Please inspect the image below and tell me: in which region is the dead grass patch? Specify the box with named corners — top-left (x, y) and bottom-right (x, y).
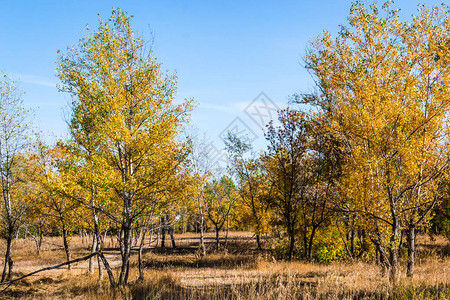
top-left (0, 233), bottom-right (447, 299)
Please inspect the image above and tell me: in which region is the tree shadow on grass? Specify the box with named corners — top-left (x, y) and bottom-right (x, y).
top-left (141, 254), bottom-right (258, 270)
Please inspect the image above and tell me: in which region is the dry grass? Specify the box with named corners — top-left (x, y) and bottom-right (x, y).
top-left (0, 233), bottom-right (448, 299)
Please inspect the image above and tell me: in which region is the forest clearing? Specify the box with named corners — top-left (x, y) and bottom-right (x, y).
top-left (0, 232), bottom-right (448, 299)
top-left (1, 1), bottom-right (450, 299)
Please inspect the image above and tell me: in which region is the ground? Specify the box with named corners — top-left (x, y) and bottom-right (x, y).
top-left (0, 232), bottom-right (448, 299)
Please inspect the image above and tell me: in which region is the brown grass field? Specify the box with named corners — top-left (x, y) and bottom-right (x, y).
top-left (0, 232), bottom-right (448, 299)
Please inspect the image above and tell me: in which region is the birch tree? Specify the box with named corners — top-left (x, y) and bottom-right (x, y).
top-left (57, 9), bottom-right (193, 286)
top-left (0, 75), bottom-right (33, 282)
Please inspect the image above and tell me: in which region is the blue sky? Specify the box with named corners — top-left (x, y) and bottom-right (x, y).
top-left (0, 0), bottom-right (442, 150)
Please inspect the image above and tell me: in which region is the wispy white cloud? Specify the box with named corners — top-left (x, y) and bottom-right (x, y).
top-left (13, 74), bottom-right (57, 88)
top-left (232, 100), bottom-right (286, 112)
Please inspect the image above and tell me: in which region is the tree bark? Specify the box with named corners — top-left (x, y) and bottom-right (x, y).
top-left (30, 229), bottom-right (43, 255)
top-left (289, 225), bottom-right (295, 261)
top-left (389, 247), bottom-right (399, 283)
top-left (215, 224), bottom-right (220, 250)
top-left (224, 215), bottom-right (230, 252)
top-left (307, 227), bottom-right (318, 262)
top-left (110, 230), bottom-right (114, 247)
top-left (62, 225), bottom-right (71, 270)
top-left (167, 215), bottom-right (176, 249)
top-left (198, 198), bottom-right (207, 257)
top-left (97, 253), bottom-right (103, 280)
top-left (398, 230), bottom-right (404, 259)
top-left (256, 234), bottom-right (262, 250)
top-left (350, 230), bottom-right (355, 256)
top-left (118, 220), bottom-right (132, 286)
top-left (149, 227), bottom-right (154, 247)
top-left (89, 233), bottom-right (97, 274)
top-left (388, 196), bottom-right (400, 283)
top-left (138, 226), bottom-right (147, 281)
top-left (98, 252), bottom-right (116, 287)
top-left (160, 217), bottom-right (166, 248)
top-left (1, 235), bottom-right (13, 282)
top-left (372, 234), bottom-right (389, 276)
top-left (102, 230), bottom-right (107, 245)
top-left (407, 224), bottom-right (416, 277)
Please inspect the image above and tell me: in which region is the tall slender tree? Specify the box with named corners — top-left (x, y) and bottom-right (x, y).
top-left (263, 108), bottom-right (313, 261)
top-left (225, 133), bottom-right (270, 250)
top-left (57, 9), bottom-right (193, 286)
top-left (0, 75), bottom-right (33, 282)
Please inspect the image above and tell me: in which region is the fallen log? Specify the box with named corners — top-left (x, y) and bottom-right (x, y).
top-left (0, 252), bottom-right (99, 292)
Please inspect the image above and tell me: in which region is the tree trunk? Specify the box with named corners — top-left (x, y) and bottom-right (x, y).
top-left (407, 224), bottom-right (416, 277)
top-left (97, 253), bottom-right (103, 280)
top-left (224, 216), bottom-right (230, 253)
top-left (398, 230), bottom-right (404, 259)
top-left (215, 225), bottom-right (220, 250)
top-left (1, 235), bottom-right (13, 282)
top-left (388, 225), bottom-right (400, 283)
top-left (89, 233), bottom-right (97, 274)
top-left (98, 252), bottom-right (116, 287)
top-left (62, 225), bottom-right (71, 270)
top-left (31, 230), bottom-right (43, 255)
top-left (7, 256), bottom-right (13, 281)
top-left (169, 226), bottom-right (176, 249)
top-left (93, 208), bottom-right (108, 282)
top-left (373, 237), bottom-right (389, 276)
top-left (303, 228), bottom-right (308, 260)
top-left (199, 216), bottom-right (206, 257)
top-left (160, 217), bottom-right (166, 248)
top-left (118, 219), bottom-right (132, 286)
top-left (307, 227), bottom-right (317, 262)
top-left (133, 227), bottom-right (140, 247)
top-left (166, 214), bottom-right (176, 249)
top-left (289, 227), bottom-right (295, 261)
top-left (149, 227), bottom-right (154, 247)
top-left (198, 199), bottom-right (207, 257)
top-left (138, 226), bottom-right (147, 281)
top-left (350, 230), bottom-right (355, 256)
top-left (388, 195), bottom-right (400, 283)
top-left (389, 247), bottom-right (399, 283)
top-left (256, 234), bottom-right (262, 250)
top-left (102, 230), bottom-right (107, 245)
top-left (156, 219), bottom-right (161, 247)
top-left (289, 234), bottom-right (295, 261)
top-left (110, 229), bottom-right (114, 247)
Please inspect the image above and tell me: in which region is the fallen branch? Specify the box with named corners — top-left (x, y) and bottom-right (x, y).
top-left (0, 252), bottom-right (99, 292)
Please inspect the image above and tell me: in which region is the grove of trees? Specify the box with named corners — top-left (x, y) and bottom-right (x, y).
top-left (0, 1), bottom-right (449, 288)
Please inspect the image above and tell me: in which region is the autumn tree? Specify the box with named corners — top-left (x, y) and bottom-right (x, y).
top-left (225, 133), bottom-right (271, 250)
top-left (203, 176), bottom-right (237, 250)
top-left (185, 135), bottom-right (217, 257)
top-left (304, 1), bottom-right (450, 280)
top-left (57, 9), bottom-right (193, 286)
top-left (263, 109), bottom-right (314, 260)
top-left (0, 75), bottom-right (34, 282)
top-left (34, 142), bottom-right (84, 270)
